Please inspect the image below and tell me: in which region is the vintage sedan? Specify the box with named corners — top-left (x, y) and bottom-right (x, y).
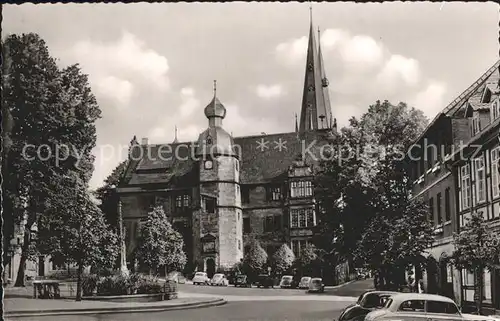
top-left (364, 293), bottom-right (498, 321)
top-left (299, 276), bottom-right (312, 289)
top-left (336, 291), bottom-right (399, 321)
top-left (192, 272), bottom-right (210, 285)
top-left (307, 278), bottom-right (325, 293)
top-left (210, 273), bottom-right (229, 286)
top-left (279, 275), bottom-right (294, 288)
top-left (234, 274), bottom-right (251, 287)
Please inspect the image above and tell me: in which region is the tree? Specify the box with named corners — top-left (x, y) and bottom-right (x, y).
top-left (243, 239), bottom-right (268, 278)
top-left (451, 211), bottom-right (500, 314)
top-left (297, 244), bottom-right (318, 275)
top-left (37, 171), bottom-right (120, 300)
top-left (2, 33), bottom-right (102, 286)
top-left (135, 206), bottom-right (187, 275)
top-left (314, 100), bottom-right (430, 287)
top-left (271, 244), bottom-right (295, 275)
top-left (94, 160), bottom-right (129, 227)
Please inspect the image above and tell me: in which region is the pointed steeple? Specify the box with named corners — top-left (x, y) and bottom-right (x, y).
top-left (173, 125), bottom-right (179, 143)
top-left (318, 27), bottom-right (333, 129)
top-left (298, 9), bottom-right (333, 133)
top-left (295, 113), bottom-right (299, 132)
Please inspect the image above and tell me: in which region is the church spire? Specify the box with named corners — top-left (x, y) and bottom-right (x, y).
top-left (295, 113), bottom-right (299, 132)
top-left (299, 9), bottom-right (333, 133)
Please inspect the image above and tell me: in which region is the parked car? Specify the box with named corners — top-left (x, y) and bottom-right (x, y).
top-left (280, 275), bottom-right (294, 288)
top-left (192, 272), bottom-right (210, 285)
top-left (167, 271), bottom-right (186, 284)
top-left (364, 293), bottom-right (499, 321)
top-left (336, 291), bottom-right (399, 321)
top-left (210, 273), bottom-right (229, 286)
top-left (299, 276), bottom-right (312, 289)
top-left (307, 278), bottom-right (325, 293)
top-left (255, 274), bottom-right (275, 288)
top-left (234, 274), bottom-right (251, 287)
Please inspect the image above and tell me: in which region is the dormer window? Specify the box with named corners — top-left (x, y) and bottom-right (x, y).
top-left (492, 100), bottom-right (500, 121)
top-left (481, 86), bottom-right (492, 104)
top-left (206, 135), bottom-right (213, 145)
top-left (472, 115), bottom-right (481, 135)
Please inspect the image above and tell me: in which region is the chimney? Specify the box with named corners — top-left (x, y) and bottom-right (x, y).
top-left (141, 137), bottom-right (148, 145)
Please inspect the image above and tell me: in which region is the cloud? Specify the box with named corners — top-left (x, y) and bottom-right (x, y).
top-left (179, 87), bottom-right (201, 118)
top-left (96, 76), bottom-right (133, 106)
top-left (411, 80), bottom-right (447, 118)
top-left (62, 31), bottom-right (170, 108)
top-left (339, 35), bottom-right (384, 66)
top-left (255, 84), bottom-right (284, 99)
top-left (275, 36), bottom-right (308, 65)
top-left (320, 29), bottom-right (349, 48)
top-left (377, 54), bottom-right (421, 88)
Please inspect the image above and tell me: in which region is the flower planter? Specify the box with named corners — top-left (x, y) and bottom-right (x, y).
top-left (82, 293), bottom-right (165, 303)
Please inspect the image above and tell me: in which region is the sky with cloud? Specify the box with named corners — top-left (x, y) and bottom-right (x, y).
top-left (4, 2), bottom-right (498, 189)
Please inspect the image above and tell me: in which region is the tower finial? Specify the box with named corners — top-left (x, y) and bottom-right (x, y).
top-left (309, 2), bottom-right (313, 23)
top-left (213, 79), bottom-right (217, 97)
top-left (173, 125), bottom-right (179, 143)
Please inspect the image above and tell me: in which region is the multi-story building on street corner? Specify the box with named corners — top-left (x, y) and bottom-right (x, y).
top-left (407, 59), bottom-right (500, 314)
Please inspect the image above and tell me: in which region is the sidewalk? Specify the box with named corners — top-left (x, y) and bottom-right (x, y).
top-left (179, 291), bottom-right (357, 302)
top-left (3, 288), bottom-right (226, 318)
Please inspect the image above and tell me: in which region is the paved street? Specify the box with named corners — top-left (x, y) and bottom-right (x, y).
top-left (177, 277), bottom-right (373, 297)
top-left (6, 300), bottom-right (347, 321)
top-left (5, 279), bottom-right (372, 321)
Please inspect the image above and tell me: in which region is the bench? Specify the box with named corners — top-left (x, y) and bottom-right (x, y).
top-left (32, 280), bottom-right (61, 299)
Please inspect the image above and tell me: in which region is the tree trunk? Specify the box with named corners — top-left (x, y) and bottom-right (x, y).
top-left (75, 259), bottom-right (83, 301)
top-left (14, 224), bottom-right (32, 287)
top-left (474, 266), bottom-right (484, 315)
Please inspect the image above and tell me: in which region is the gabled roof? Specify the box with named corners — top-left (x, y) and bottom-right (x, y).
top-left (122, 130), bottom-right (333, 187)
top-left (411, 60), bottom-right (500, 145)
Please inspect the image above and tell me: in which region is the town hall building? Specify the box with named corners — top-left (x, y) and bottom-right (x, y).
top-left (117, 20), bottom-right (337, 276)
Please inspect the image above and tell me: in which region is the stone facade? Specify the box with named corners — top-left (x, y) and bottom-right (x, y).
top-left (117, 21), bottom-right (337, 276)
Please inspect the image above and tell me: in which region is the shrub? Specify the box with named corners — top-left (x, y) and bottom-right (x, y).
top-left (82, 274), bottom-right (100, 296)
top-left (96, 275), bottom-right (130, 296)
top-left (137, 275), bottom-right (163, 294)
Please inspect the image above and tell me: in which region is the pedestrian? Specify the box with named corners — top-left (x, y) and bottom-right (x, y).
top-left (408, 276), bottom-right (415, 293)
top-left (418, 280), bottom-right (424, 293)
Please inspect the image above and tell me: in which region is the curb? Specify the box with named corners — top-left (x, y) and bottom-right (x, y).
top-left (4, 298), bottom-right (226, 318)
top-left (324, 279), bottom-right (358, 290)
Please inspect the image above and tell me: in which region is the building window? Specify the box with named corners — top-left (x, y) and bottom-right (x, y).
top-left (291, 240), bottom-right (308, 258)
top-left (237, 211), bottom-right (240, 221)
top-left (461, 269), bottom-right (475, 302)
top-left (243, 217), bottom-right (251, 233)
top-left (472, 115), bottom-right (481, 135)
top-left (264, 215), bottom-right (282, 232)
top-left (491, 100), bottom-right (499, 120)
top-left (484, 269), bottom-right (492, 302)
top-left (428, 198), bottom-right (434, 225)
top-left (444, 188), bottom-right (451, 222)
top-left (436, 193), bottom-right (442, 225)
top-left (174, 194), bottom-right (190, 213)
top-left (475, 157), bottom-right (486, 203)
top-left (238, 240), bottom-right (242, 250)
top-left (241, 186), bottom-right (250, 204)
top-left (267, 186), bottom-right (282, 201)
top-left (492, 148), bottom-right (500, 198)
top-left (290, 181), bottom-right (313, 198)
top-left (203, 197), bottom-right (216, 214)
top-left (236, 185), bottom-right (240, 196)
top-left (460, 165), bottom-right (471, 210)
top-left (290, 208), bottom-right (315, 228)
top-left (235, 161), bottom-right (239, 172)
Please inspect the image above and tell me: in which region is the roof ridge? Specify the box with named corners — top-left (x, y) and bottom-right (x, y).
top-left (442, 60), bottom-right (500, 115)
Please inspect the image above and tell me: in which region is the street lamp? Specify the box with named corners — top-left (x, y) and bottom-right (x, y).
top-left (64, 155), bottom-right (84, 301)
top-left (109, 184), bottom-right (129, 276)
